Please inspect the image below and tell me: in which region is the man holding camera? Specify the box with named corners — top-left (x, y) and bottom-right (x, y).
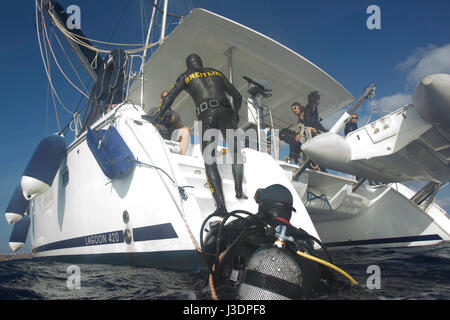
top-left (147, 90), bottom-right (190, 155)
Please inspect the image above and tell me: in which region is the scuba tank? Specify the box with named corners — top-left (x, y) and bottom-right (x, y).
top-left (201, 184), bottom-right (334, 300)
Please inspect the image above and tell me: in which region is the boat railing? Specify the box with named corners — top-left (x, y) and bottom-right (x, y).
top-left (125, 55), bottom-right (144, 102)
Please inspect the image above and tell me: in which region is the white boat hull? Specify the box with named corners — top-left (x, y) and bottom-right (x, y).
top-left (281, 166), bottom-right (450, 249)
top-left (30, 104), bottom-right (320, 269)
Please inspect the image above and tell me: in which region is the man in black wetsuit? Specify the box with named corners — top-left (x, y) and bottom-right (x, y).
top-left (153, 53), bottom-right (244, 216)
top-left (304, 91), bottom-right (328, 136)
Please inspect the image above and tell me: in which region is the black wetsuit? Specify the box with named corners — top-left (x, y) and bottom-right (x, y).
top-left (154, 54), bottom-right (243, 214)
top-left (304, 102), bottom-right (328, 135)
top-left (344, 121), bottom-right (358, 136)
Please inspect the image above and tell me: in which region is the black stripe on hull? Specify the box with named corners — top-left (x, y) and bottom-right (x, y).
top-left (324, 234), bottom-right (443, 248)
top-left (32, 223), bottom-right (178, 253)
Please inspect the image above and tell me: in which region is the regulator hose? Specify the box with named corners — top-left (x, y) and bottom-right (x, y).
top-left (295, 250), bottom-right (359, 286)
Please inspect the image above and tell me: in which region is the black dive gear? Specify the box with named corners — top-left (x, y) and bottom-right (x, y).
top-left (254, 184), bottom-right (296, 221)
top-left (304, 102), bottom-right (328, 134)
top-left (201, 185), bottom-right (334, 300)
top-left (155, 54), bottom-right (244, 214)
top-left (344, 120), bottom-right (358, 136)
top-left (304, 91), bottom-right (328, 134)
top-left (186, 53), bottom-right (203, 71)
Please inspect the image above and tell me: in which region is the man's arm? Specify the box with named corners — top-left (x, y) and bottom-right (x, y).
top-left (222, 73), bottom-right (242, 114)
top-left (172, 112), bottom-right (184, 129)
top-left (155, 75), bottom-right (185, 119)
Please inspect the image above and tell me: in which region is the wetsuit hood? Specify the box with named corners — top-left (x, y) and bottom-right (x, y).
top-left (186, 53), bottom-right (203, 71)
top-left (254, 184), bottom-right (296, 221)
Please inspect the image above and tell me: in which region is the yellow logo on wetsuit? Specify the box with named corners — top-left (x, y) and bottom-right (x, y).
top-left (206, 175), bottom-right (214, 194)
top-left (184, 70), bottom-right (222, 85)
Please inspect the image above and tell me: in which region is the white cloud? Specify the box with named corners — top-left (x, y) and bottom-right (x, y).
top-left (374, 93), bottom-right (412, 112)
top-left (372, 43), bottom-right (450, 114)
top-left (396, 43), bottom-right (450, 88)
top-left (395, 44), bottom-right (437, 72)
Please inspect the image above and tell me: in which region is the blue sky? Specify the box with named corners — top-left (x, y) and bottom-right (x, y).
top-left (1, 0), bottom-right (450, 253)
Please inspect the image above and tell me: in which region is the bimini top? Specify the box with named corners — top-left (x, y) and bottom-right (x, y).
top-left (129, 8), bottom-right (354, 129)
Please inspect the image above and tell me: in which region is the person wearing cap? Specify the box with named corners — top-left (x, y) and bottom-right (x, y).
top-left (152, 53), bottom-right (244, 217)
top-left (147, 90), bottom-right (191, 155)
top-left (304, 91), bottom-right (328, 135)
top-left (344, 113), bottom-right (358, 136)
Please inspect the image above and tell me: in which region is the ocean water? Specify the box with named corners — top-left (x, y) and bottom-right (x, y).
top-left (0, 243), bottom-right (449, 301)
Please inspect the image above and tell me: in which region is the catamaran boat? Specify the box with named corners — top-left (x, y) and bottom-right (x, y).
top-left (5, 1), bottom-right (450, 274)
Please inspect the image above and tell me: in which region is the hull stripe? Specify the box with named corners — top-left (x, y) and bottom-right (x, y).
top-left (324, 234), bottom-right (442, 248)
top-left (32, 223), bottom-right (178, 253)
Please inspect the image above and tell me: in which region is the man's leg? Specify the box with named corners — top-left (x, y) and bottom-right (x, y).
top-left (202, 120), bottom-right (227, 215)
top-left (221, 115), bottom-right (245, 199)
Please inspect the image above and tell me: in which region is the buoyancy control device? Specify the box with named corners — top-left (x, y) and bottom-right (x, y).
top-left (201, 184), bottom-right (337, 300)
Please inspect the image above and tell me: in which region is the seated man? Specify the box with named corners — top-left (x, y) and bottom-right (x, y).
top-left (279, 102), bottom-right (304, 163)
top-left (147, 90), bottom-right (190, 155)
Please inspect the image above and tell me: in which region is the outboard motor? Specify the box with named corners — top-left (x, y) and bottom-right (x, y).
top-left (201, 184), bottom-right (334, 300)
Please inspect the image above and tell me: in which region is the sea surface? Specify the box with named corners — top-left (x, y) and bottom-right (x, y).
top-left (0, 243), bottom-right (449, 301)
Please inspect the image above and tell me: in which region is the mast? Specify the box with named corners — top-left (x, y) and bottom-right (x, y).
top-left (140, 0), bottom-right (159, 108)
top-left (160, 0), bottom-right (169, 41)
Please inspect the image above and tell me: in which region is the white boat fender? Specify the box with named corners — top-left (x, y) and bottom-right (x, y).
top-left (21, 134), bottom-right (66, 200)
top-left (9, 214), bottom-right (30, 252)
top-left (4, 185), bottom-right (30, 224)
top-left (86, 126), bottom-right (135, 180)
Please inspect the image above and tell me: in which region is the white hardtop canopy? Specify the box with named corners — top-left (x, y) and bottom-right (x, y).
top-left (129, 8), bottom-right (354, 129)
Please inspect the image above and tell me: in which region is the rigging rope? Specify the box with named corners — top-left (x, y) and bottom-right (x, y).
top-left (51, 27), bottom-right (89, 94)
top-left (36, 1), bottom-right (61, 130)
top-left (42, 20), bottom-right (89, 99)
top-left (36, 0), bottom-right (75, 124)
top-left (45, 5), bottom-right (163, 54)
